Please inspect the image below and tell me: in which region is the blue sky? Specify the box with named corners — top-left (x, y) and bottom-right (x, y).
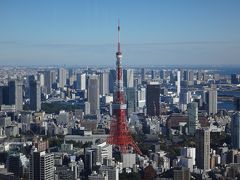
top-left (0, 0), bottom-right (240, 66)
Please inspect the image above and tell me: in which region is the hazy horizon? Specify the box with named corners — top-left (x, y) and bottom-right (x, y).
top-left (0, 0), bottom-right (240, 65)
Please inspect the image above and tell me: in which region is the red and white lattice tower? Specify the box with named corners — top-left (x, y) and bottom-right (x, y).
top-left (107, 20), bottom-right (142, 155)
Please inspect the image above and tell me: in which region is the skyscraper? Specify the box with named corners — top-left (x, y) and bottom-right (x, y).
top-left (109, 69), bottom-right (116, 94)
top-left (176, 70), bottom-right (181, 96)
top-left (187, 102), bottom-right (199, 135)
top-left (141, 68), bottom-right (146, 82)
top-left (146, 82), bottom-right (161, 116)
top-left (179, 90), bottom-right (191, 111)
top-left (0, 86), bottom-right (9, 105)
top-left (189, 71), bottom-right (194, 81)
top-left (123, 69), bottom-right (134, 88)
top-left (29, 150), bottom-right (54, 180)
top-left (7, 153), bottom-right (24, 178)
top-left (58, 67), bottom-right (67, 88)
top-left (8, 79), bottom-right (23, 111)
top-left (235, 97), bottom-right (240, 111)
top-left (29, 78), bottom-right (41, 111)
top-left (126, 87), bottom-right (136, 116)
top-left (160, 70), bottom-right (166, 80)
top-left (37, 73), bottom-right (44, 87)
top-left (231, 112), bottom-right (240, 149)
top-left (43, 70), bottom-right (56, 94)
top-left (183, 70), bottom-right (189, 81)
top-left (100, 72), bottom-right (109, 95)
top-left (76, 73), bottom-right (86, 90)
top-left (196, 128), bottom-right (210, 170)
top-left (151, 70), bottom-right (154, 80)
top-left (206, 90), bottom-right (217, 115)
top-left (231, 74), bottom-right (239, 84)
top-left (88, 75), bottom-right (100, 115)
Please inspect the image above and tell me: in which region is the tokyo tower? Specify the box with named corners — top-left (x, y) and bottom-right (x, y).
top-left (107, 20), bottom-right (142, 155)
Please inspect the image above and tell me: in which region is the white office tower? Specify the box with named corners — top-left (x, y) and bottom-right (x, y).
top-left (37, 73), bottom-right (45, 87)
top-left (137, 87), bottom-right (146, 109)
top-left (29, 150), bottom-right (54, 180)
top-left (187, 102), bottom-right (199, 135)
top-left (76, 73), bottom-right (86, 90)
top-left (122, 153), bottom-right (136, 168)
top-left (58, 67), bottom-right (67, 88)
top-left (176, 70), bottom-right (181, 96)
top-left (180, 147), bottom-right (196, 166)
top-left (207, 89), bottom-right (217, 115)
top-left (88, 75), bottom-right (100, 115)
top-left (123, 69), bottom-right (134, 88)
top-left (96, 142), bottom-right (112, 164)
top-left (100, 72), bottom-right (109, 95)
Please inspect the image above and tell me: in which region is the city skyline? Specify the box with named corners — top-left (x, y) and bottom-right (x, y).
top-left (0, 0), bottom-right (240, 65)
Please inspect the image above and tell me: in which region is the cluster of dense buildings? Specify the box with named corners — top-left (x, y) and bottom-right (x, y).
top-left (0, 65), bottom-right (239, 179)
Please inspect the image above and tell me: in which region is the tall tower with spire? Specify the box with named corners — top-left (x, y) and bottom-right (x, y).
top-left (107, 20), bottom-right (142, 155)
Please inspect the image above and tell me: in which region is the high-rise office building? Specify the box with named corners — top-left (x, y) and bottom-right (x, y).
top-left (8, 79), bottom-right (23, 111)
top-left (183, 70), bottom-right (189, 81)
top-left (235, 97), bottom-right (240, 111)
top-left (123, 69), bottom-right (134, 88)
top-left (43, 70), bottom-right (51, 94)
top-left (231, 74), bottom-right (239, 84)
top-left (151, 70), bottom-right (156, 80)
top-left (58, 67), bottom-right (67, 88)
top-left (0, 86), bottom-right (9, 105)
top-left (179, 90), bottom-right (191, 111)
top-left (202, 72), bottom-right (208, 81)
top-left (29, 150), bottom-right (54, 180)
top-left (146, 82), bottom-right (160, 116)
top-left (88, 75), bottom-right (100, 115)
top-left (76, 73), bottom-right (86, 90)
top-left (176, 70), bottom-right (181, 96)
top-left (29, 78), bottom-right (41, 111)
top-left (231, 112), bottom-right (240, 149)
top-left (197, 71), bottom-right (202, 81)
top-left (43, 70), bottom-right (56, 94)
top-left (85, 148), bottom-right (97, 175)
top-left (137, 87), bottom-right (146, 108)
top-left (206, 90), bottom-right (217, 115)
top-left (189, 71), bottom-right (194, 81)
top-left (126, 87), bottom-right (136, 116)
top-left (109, 69), bottom-right (116, 94)
top-left (37, 73), bottom-right (45, 87)
top-left (100, 72), bottom-right (109, 95)
top-left (196, 128), bottom-right (210, 170)
top-left (160, 70), bottom-right (166, 80)
top-left (180, 147), bottom-right (196, 165)
top-left (7, 153), bottom-right (23, 178)
top-left (141, 68), bottom-right (146, 82)
top-left (187, 102), bottom-right (199, 135)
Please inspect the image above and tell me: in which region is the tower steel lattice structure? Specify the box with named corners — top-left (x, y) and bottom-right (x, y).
top-left (107, 20), bottom-right (142, 155)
